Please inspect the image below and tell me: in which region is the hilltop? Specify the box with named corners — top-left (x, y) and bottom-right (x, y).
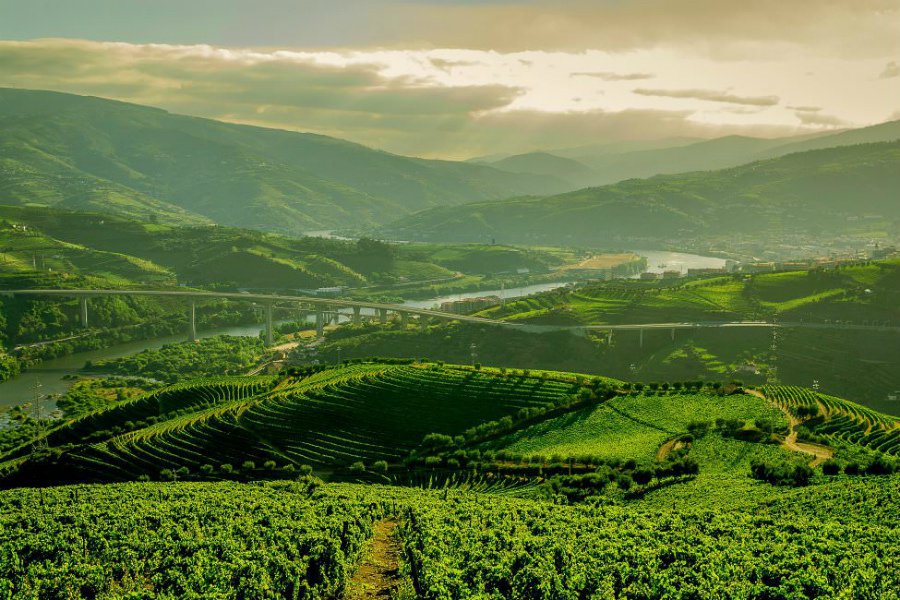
top-left (3, 360), bottom-right (897, 487)
top-left (380, 140), bottom-right (900, 249)
top-left (0, 88), bottom-right (565, 233)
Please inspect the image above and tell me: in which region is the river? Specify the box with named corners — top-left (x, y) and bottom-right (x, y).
top-left (0, 250), bottom-right (726, 409)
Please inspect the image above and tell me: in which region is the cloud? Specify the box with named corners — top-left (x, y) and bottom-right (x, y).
top-left (880, 61), bottom-right (900, 79)
top-left (572, 71), bottom-right (655, 81)
top-left (633, 88), bottom-right (780, 107)
top-left (788, 105), bottom-right (822, 112)
top-left (794, 111), bottom-right (849, 127)
top-left (0, 39), bottom-right (522, 156)
top-left (0, 38), bottom-right (881, 158)
top-left (383, 0), bottom-right (900, 58)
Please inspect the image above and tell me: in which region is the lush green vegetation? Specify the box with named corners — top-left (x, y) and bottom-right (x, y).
top-left (398, 475), bottom-right (900, 599)
top-left (1, 476), bottom-right (897, 599)
top-left (316, 315), bottom-right (900, 415)
top-left (1, 362), bottom-right (589, 485)
top-left (0, 480), bottom-right (384, 599)
top-left (476, 260), bottom-right (900, 325)
top-left (85, 335), bottom-right (267, 383)
top-left (2, 359), bottom-right (898, 597)
top-left (0, 87), bottom-right (563, 232)
top-left (381, 140), bottom-right (900, 250)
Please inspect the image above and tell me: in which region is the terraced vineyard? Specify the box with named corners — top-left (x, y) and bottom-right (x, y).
top-left (763, 385), bottom-right (900, 455)
top-left (1, 362), bottom-right (585, 484)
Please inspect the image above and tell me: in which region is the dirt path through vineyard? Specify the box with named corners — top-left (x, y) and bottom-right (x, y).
top-left (344, 519), bottom-right (402, 599)
top-left (746, 389), bottom-right (833, 466)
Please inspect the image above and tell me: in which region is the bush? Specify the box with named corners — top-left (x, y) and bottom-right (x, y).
top-left (372, 460), bottom-right (389, 474)
top-left (349, 461), bottom-right (366, 473)
top-left (821, 460), bottom-right (841, 475)
top-left (750, 460), bottom-right (812, 487)
top-left (241, 460), bottom-right (256, 471)
top-left (160, 469), bottom-right (175, 481)
top-left (220, 463), bottom-right (234, 474)
top-left (299, 464), bottom-right (313, 476)
top-left (263, 460), bottom-right (277, 470)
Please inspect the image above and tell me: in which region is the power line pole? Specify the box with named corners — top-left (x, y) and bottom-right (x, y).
top-left (31, 380), bottom-right (48, 454)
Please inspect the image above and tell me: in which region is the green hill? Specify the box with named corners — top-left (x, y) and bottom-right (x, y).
top-left (0, 88), bottom-right (565, 233)
top-left (380, 141), bottom-right (900, 248)
top-left (4, 360), bottom-right (897, 487)
top-left (2, 360), bottom-right (899, 597)
top-left (487, 152), bottom-right (596, 187)
top-left (540, 121), bottom-right (900, 187)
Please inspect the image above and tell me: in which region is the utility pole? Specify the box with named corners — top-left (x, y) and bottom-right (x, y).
top-left (31, 380), bottom-right (48, 454)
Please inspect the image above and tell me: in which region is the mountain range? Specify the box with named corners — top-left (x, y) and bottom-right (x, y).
top-left (0, 88), bottom-right (566, 233)
top-left (483, 122), bottom-right (900, 188)
top-left (380, 140), bottom-right (900, 247)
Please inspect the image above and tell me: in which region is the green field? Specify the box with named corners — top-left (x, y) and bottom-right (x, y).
top-left (477, 259), bottom-right (900, 325)
top-left (486, 391), bottom-right (787, 462)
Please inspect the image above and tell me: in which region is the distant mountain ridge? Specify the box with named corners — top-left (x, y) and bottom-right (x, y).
top-left (0, 88), bottom-right (567, 233)
top-left (480, 122), bottom-right (900, 188)
top-left (380, 140), bottom-right (900, 247)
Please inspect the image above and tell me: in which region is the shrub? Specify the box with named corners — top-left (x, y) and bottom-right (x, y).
top-left (372, 460), bottom-right (389, 474)
top-left (160, 469), bottom-right (175, 481)
top-left (821, 460), bottom-right (841, 475)
top-left (241, 460), bottom-right (256, 471)
top-left (349, 461), bottom-right (366, 473)
top-left (299, 464), bottom-right (313, 476)
top-left (220, 463), bottom-right (234, 474)
top-left (263, 460), bottom-right (277, 470)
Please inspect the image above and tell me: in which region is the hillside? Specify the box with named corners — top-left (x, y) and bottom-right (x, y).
top-left (0, 88), bottom-right (565, 233)
top-left (2, 360), bottom-right (898, 596)
top-left (313, 261), bottom-right (900, 412)
top-left (4, 360), bottom-right (898, 486)
top-left (380, 140), bottom-right (900, 249)
top-left (488, 152), bottom-right (596, 187)
top-left (537, 121), bottom-right (899, 187)
top-left (0, 204), bottom-right (580, 291)
top-left (2, 476), bottom-right (898, 598)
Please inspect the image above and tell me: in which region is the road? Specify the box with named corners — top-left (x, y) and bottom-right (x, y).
top-left (3, 289), bottom-right (898, 335)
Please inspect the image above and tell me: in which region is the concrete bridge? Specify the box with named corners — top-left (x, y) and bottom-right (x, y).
top-left (2, 289), bottom-right (897, 348)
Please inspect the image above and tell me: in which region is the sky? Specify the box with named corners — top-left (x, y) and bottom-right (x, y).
top-left (0, 0), bottom-right (898, 159)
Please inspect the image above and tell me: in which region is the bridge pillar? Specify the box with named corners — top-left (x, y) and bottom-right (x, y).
top-left (188, 302), bottom-right (197, 342)
top-left (639, 328), bottom-right (644, 348)
top-left (378, 308), bottom-right (388, 324)
top-left (315, 311), bottom-right (325, 338)
top-left (265, 303), bottom-right (274, 346)
top-left (352, 306), bottom-right (361, 324)
top-left (79, 297), bottom-right (89, 329)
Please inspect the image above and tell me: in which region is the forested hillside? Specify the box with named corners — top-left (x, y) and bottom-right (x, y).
top-left (382, 141), bottom-right (900, 248)
top-left (0, 88), bottom-right (564, 232)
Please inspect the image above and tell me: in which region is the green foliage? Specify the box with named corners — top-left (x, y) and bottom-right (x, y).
top-left (86, 335), bottom-right (266, 383)
top-left (0, 88), bottom-right (560, 232)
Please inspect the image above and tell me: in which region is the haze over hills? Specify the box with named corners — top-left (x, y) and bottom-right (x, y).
top-left (380, 140), bottom-right (900, 248)
top-left (0, 88), bottom-right (567, 234)
top-left (480, 122), bottom-right (900, 189)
